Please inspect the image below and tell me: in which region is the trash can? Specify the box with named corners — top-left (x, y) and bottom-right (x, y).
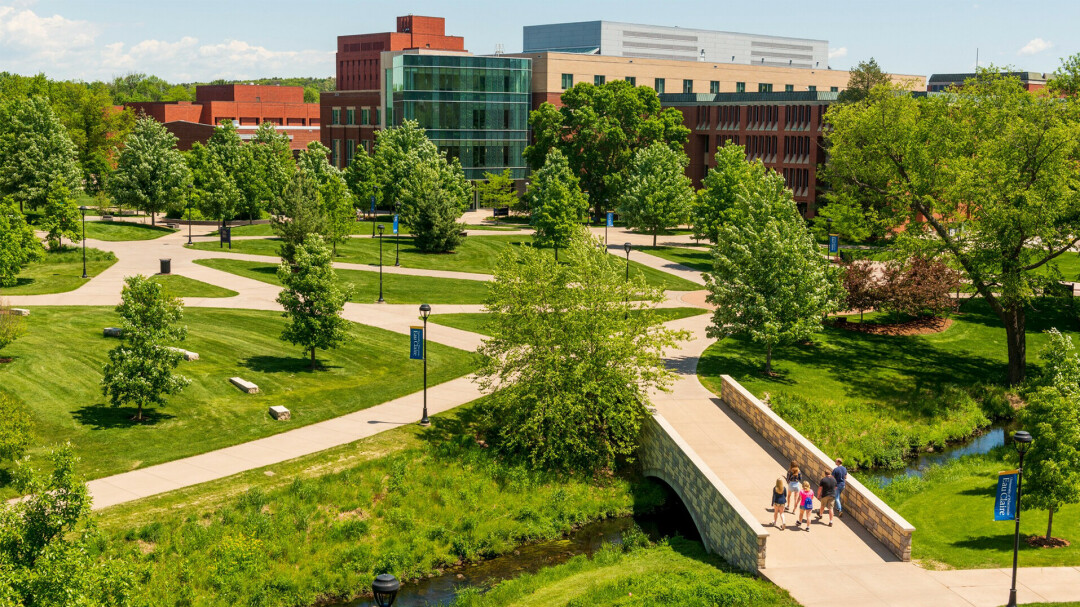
top-left (160, 258), bottom-right (171, 275)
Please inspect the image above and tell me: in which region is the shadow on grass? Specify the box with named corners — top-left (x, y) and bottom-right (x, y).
top-left (240, 355), bottom-right (341, 373)
top-left (951, 534), bottom-right (1015, 553)
top-left (72, 404), bottom-right (176, 429)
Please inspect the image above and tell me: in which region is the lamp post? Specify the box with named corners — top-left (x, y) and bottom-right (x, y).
top-left (1006, 430), bottom-right (1033, 607)
top-left (371, 187), bottom-right (378, 238)
top-left (624, 242), bottom-right (632, 319)
top-left (371, 573), bottom-right (400, 607)
top-left (377, 224), bottom-right (385, 303)
top-left (186, 184), bottom-right (193, 245)
top-left (78, 206), bottom-right (89, 279)
top-left (394, 202), bottom-right (400, 267)
top-left (827, 217), bottom-right (836, 262)
top-left (419, 303), bottom-right (431, 426)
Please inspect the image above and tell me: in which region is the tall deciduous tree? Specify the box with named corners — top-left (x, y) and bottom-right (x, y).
top-left (297, 141), bottom-right (354, 255)
top-left (618, 143), bottom-right (693, 247)
top-left (477, 169), bottom-right (520, 213)
top-left (527, 149), bottom-right (589, 256)
top-left (524, 80), bottom-right (690, 220)
top-left (823, 72), bottom-right (1080, 384)
top-left (101, 274), bottom-right (190, 422)
top-left (706, 169), bottom-right (843, 374)
top-left (836, 58), bottom-right (891, 104)
top-left (273, 171), bottom-right (327, 264)
top-left (1049, 53), bottom-right (1080, 97)
top-left (343, 149), bottom-right (378, 212)
top-left (40, 182), bottom-right (82, 251)
top-left (250, 122), bottom-right (296, 212)
top-left (0, 197), bottom-right (44, 288)
top-left (692, 144), bottom-right (761, 244)
top-left (476, 232), bottom-right (687, 472)
top-left (108, 116), bottom-right (191, 224)
top-left (187, 143), bottom-right (239, 228)
top-left (276, 236), bottom-right (351, 369)
top-left (372, 120), bottom-right (431, 209)
top-left (0, 96), bottom-right (81, 213)
top-left (207, 120), bottom-right (267, 222)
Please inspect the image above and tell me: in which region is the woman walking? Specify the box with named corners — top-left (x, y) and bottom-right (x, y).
top-left (797, 481), bottom-right (815, 532)
top-left (771, 477), bottom-right (788, 529)
top-left (786, 463), bottom-right (802, 513)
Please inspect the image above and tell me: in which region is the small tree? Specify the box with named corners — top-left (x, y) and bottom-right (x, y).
top-left (40, 182), bottom-right (82, 251)
top-left (101, 275), bottom-right (190, 422)
top-left (272, 171), bottom-right (327, 264)
top-left (476, 232), bottom-right (687, 472)
top-left (343, 149), bottom-right (378, 212)
top-left (706, 170), bottom-right (843, 373)
top-left (619, 143), bottom-right (693, 247)
top-left (276, 235), bottom-right (351, 369)
top-left (836, 58), bottom-right (892, 104)
top-left (0, 298), bottom-right (26, 355)
top-left (320, 174), bottom-right (354, 256)
top-left (527, 149), bottom-right (589, 257)
top-left (108, 116), bottom-right (191, 224)
top-left (877, 256), bottom-right (961, 320)
top-left (477, 169), bottom-right (519, 213)
top-left (0, 197), bottom-right (44, 288)
top-left (843, 259), bottom-right (880, 322)
top-left (691, 144), bottom-right (761, 244)
top-left (0, 393), bottom-right (32, 462)
top-left (0, 96), bottom-right (81, 213)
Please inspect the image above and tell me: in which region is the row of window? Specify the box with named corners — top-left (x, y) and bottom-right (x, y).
top-left (330, 138), bottom-right (375, 168)
top-left (561, 73), bottom-right (839, 95)
top-left (330, 107), bottom-right (380, 126)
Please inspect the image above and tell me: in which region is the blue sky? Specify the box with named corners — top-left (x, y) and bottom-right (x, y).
top-left (1, 0), bottom-right (1076, 82)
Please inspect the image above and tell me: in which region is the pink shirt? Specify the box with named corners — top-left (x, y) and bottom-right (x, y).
top-left (798, 490), bottom-right (815, 509)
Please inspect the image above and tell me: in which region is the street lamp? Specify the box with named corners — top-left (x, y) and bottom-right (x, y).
top-left (1006, 430), bottom-right (1033, 607)
top-left (78, 206), bottom-right (89, 279)
top-left (419, 303), bottom-right (431, 427)
top-left (623, 242), bottom-right (632, 283)
top-left (371, 187), bottom-right (379, 238)
top-left (394, 202), bottom-right (401, 267)
top-left (186, 184), bottom-right (194, 246)
top-left (371, 573), bottom-right (400, 607)
top-left (377, 224), bottom-right (385, 303)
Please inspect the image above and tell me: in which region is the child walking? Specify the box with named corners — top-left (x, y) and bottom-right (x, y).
top-left (796, 481), bottom-right (815, 532)
top-left (771, 477), bottom-right (788, 529)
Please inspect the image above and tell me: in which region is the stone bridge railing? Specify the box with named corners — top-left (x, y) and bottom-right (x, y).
top-left (638, 413), bottom-right (768, 572)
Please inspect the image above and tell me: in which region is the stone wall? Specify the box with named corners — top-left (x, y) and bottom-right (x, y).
top-left (719, 375), bottom-right (914, 561)
top-left (638, 413), bottom-right (768, 572)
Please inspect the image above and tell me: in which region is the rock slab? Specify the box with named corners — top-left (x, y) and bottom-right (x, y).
top-left (10, 308), bottom-right (30, 316)
top-left (230, 377), bottom-right (259, 394)
top-left (168, 347), bottom-right (199, 361)
top-left (103, 327), bottom-right (122, 338)
top-left (268, 405), bottom-right (291, 421)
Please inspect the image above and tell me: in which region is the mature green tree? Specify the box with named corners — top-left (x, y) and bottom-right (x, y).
top-left (1049, 53), bottom-right (1080, 96)
top-left (618, 143), bottom-right (693, 247)
top-left (108, 72), bottom-right (192, 103)
top-left (476, 232), bottom-right (687, 472)
top-left (372, 120), bottom-right (431, 209)
top-left (0, 96), bottom-right (81, 213)
top-left (343, 149), bottom-right (379, 211)
top-left (0, 446), bottom-right (136, 604)
top-left (40, 182), bottom-right (82, 251)
top-left (692, 144), bottom-right (761, 244)
top-left (524, 80), bottom-right (690, 220)
top-left (251, 121), bottom-right (297, 212)
top-left (321, 173), bottom-right (354, 256)
top-left (477, 168), bottom-right (520, 213)
top-left (207, 120), bottom-right (267, 222)
top-left (836, 58), bottom-right (891, 104)
top-left (101, 275), bottom-right (190, 422)
top-left (187, 143), bottom-right (240, 228)
top-left (0, 197), bottom-right (44, 288)
top-left (276, 236), bottom-right (351, 369)
top-left (823, 72), bottom-right (1080, 384)
top-left (527, 149), bottom-right (590, 257)
top-left (272, 171), bottom-right (327, 264)
top-left (51, 81), bottom-right (135, 193)
top-left (706, 169), bottom-right (843, 374)
top-left (109, 116), bottom-right (191, 224)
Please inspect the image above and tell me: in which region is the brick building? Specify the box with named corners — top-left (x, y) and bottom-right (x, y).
top-left (126, 84), bottom-right (320, 152)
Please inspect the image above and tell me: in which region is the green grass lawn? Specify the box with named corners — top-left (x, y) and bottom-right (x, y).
top-left (0, 306), bottom-right (477, 488)
top-left (430, 307), bottom-right (709, 336)
top-left (452, 538), bottom-right (797, 607)
top-left (85, 221), bottom-right (176, 241)
top-left (698, 298), bottom-right (1080, 470)
top-left (194, 258), bottom-right (492, 304)
top-left (216, 216), bottom-right (407, 238)
top-left (187, 235), bottom-right (701, 291)
top-left (875, 451), bottom-right (1080, 569)
top-left (0, 247), bottom-right (117, 296)
top-left (639, 245), bottom-right (713, 273)
top-left (150, 274), bottom-right (238, 298)
top-left (93, 402), bottom-right (667, 607)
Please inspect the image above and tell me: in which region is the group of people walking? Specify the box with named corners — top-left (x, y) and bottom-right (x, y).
top-left (770, 458), bottom-right (847, 531)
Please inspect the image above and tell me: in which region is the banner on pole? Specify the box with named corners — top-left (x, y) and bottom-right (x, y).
top-left (370, 195), bottom-right (376, 214)
top-left (409, 326), bottom-right (424, 360)
top-left (995, 470), bottom-right (1019, 521)
top-left (828, 234), bottom-right (839, 254)
top-left (393, 214), bottom-right (399, 235)
top-left (607, 211), bottom-right (614, 228)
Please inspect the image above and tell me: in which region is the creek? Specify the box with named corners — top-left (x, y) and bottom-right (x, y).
top-left (864, 420), bottom-right (1017, 487)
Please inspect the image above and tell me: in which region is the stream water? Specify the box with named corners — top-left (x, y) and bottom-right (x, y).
top-left (328, 503), bottom-right (700, 607)
top-left (863, 421), bottom-right (1017, 487)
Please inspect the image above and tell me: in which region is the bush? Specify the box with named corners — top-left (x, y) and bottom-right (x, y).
top-left (0, 393), bottom-right (33, 461)
top-left (843, 259), bottom-right (880, 319)
top-left (878, 256), bottom-right (961, 319)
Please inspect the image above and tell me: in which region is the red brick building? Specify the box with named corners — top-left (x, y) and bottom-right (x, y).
top-left (322, 16), bottom-right (466, 168)
top-left (126, 84), bottom-right (320, 152)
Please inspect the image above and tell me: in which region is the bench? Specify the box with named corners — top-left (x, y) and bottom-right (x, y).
top-left (103, 327), bottom-right (122, 338)
top-left (230, 377), bottom-right (259, 394)
top-left (492, 206), bottom-right (510, 218)
top-left (164, 223), bottom-right (179, 230)
top-left (102, 215), bottom-right (114, 221)
top-left (268, 405), bottom-right (291, 421)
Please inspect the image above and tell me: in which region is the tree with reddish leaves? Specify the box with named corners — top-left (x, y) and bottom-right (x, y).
top-left (842, 259), bottom-right (880, 322)
top-left (878, 257), bottom-right (961, 320)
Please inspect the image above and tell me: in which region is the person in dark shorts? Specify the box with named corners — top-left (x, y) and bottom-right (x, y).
top-left (817, 471), bottom-right (837, 526)
top-left (832, 458), bottom-right (848, 518)
top-left (785, 462), bottom-right (802, 513)
top-left (771, 477), bottom-right (788, 529)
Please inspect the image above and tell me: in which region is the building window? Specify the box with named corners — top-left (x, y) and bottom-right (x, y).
top-left (654, 78), bottom-right (665, 94)
top-left (758, 83), bottom-right (773, 93)
top-left (346, 140), bottom-right (356, 165)
top-left (346, 108), bottom-right (355, 125)
top-left (375, 108), bottom-right (381, 125)
top-left (808, 85), bottom-right (817, 93)
top-left (332, 139), bottom-right (341, 167)
top-left (561, 73), bottom-right (573, 89)
top-left (735, 81), bottom-right (746, 93)
top-left (830, 86), bottom-right (839, 92)
top-left (785, 84), bottom-right (794, 92)
top-left (625, 76), bottom-right (636, 86)
top-left (361, 108), bottom-right (370, 124)
top-left (594, 75), bottom-right (605, 86)
top-left (683, 79), bottom-right (693, 94)
top-left (331, 108), bottom-right (341, 125)
top-left (710, 80), bottom-right (720, 94)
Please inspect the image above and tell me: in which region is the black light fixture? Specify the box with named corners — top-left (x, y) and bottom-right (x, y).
top-left (1006, 430), bottom-right (1033, 607)
top-left (78, 205), bottom-right (89, 279)
top-left (186, 184), bottom-right (194, 245)
top-left (394, 202), bottom-right (401, 267)
top-left (371, 573), bottom-right (400, 607)
top-left (419, 303), bottom-right (431, 427)
top-left (623, 242), bottom-right (632, 282)
top-left (377, 223), bottom-right (385, 303)
top-left (371, 186), bottom-right (379, 238)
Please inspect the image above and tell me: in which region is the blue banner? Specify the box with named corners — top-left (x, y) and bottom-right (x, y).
top-left (995, 471), bottom-right (1018, 521)
top-left (370, 195), bottom-right (376, 214)
top-left (607, 211), bottom-right (614, 228)
top-left (393, 214), bottom-right (399, 235)
top-left (828, 234), bottom-right (839, 254)
top-left (409, 326), bottom-right (424, 360)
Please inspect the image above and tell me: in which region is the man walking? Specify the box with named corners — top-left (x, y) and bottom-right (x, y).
top-left (832, 458), bottom-right (848, 518)
top-left (817, 469), bottom-right (837, 526)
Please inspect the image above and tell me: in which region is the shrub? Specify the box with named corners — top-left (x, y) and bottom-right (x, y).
top-left (878, 256), bottom-right (961, 319)
top-left (0, 393), bottom-right (33, 461)
top-left (842, 259), bottom-right (880, 320)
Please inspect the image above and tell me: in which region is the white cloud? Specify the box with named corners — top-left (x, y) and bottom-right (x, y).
top-left (0, 5), bottom-right (98, 62)
top-left (829, 47), bottom-right (848, 60)
top-left (1018, 38), bottom-right (1052, 56)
